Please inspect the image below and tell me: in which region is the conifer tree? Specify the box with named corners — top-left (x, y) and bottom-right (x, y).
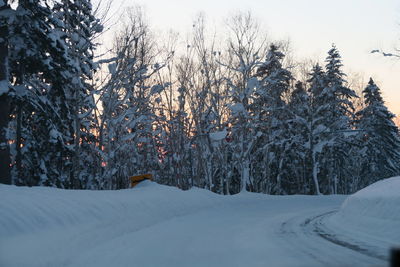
top-left (287, 81), bottom-right (311, 193)
top-left (7, 0), bottom-right (66, 186)
top-left (356, 78), bottom-right (400, 186)
top-left (3, 0), bottom-right (102, 188)
top-left (254, 44), bottom-right (293, 194)
top-left (49, 0), bottom-right (101, 188)
top-left (306, 64), bottom-right (328, 195)
top-left (321, 45), bottom-right (357, 194)
top-left (0, 1), bottom-right (11, 184)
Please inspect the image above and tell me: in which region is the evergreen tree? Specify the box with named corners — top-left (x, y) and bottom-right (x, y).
top-left (320, 45), bottom-right (357, 194)
top-left (356, 78), bottom-right (400, 186)
top-left (7, 0), bottom-right (67, 186)
top-left (2, 0), bottom-right (102, 188)
top-left (306, 64), bottom-right (328, 195)
top-left (0, 1), bottom-right (12, 184)
top-left (287, 81), bottom-right (311, 193)
top-left (48, 0), bottom-right (101, 188)
top-left (324, 45), bottom-right (357, 127)
top-left (253, 44), bottom-right (293, 194)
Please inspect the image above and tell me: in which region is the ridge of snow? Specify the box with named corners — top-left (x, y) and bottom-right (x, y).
top-left (326, 176), bottom-right (400, 247)
top-left (0, 181), bottom-right (224, 238)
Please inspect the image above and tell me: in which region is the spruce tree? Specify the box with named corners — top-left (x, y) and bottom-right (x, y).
top-left (253, 44), bottom-right (293, 194)
top-left (8, 0), bottom-right (66, 186)
top-left (306, 64), bottom-right (328, 195)
top-left (356, 78), bottom-right (400, 185)
top-left (321, 45), bottom-right (357, 194)
top-left (0, 1), bottom-right (11, 184)
top-left (49, 0), bottom-right (101, 188)
top-left (287, 81), bottom-right (311, 193)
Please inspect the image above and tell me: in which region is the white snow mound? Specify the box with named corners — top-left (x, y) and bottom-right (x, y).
top-left (339, 176), bottom-right (400, 221)
top-left (0, 181), bottom-right (223, 238)
top-left (326, 176), bottom-right (400, 248)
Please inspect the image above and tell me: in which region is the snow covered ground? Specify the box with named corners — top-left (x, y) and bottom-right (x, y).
top-left (1, 178), bottom-right (398, 267)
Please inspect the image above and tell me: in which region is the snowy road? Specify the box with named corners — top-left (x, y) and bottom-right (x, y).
top-left (0, 181), bottom-right (395, 267)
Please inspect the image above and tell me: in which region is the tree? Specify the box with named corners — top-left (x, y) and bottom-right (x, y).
top-left (2, 0), bottom-right (102, 188)
top-left (0, 1), bottom-right (11, 184)
top-left (35, 0), bottom-right (102, 188)
top-left (2, 0), bottom-right (69, 186)
top-left (98, 7), bottom-right (162, 189)
top-left (287, 81), bottom-right (311, 194)
top-left (253, 43), bottom-right (293, 194)
top-left (222, 12), bottom-right (268, 193)
top-left (306, 63), bottom-right (327, 195)
top-left (7, 0), bottom-right (62, 186)
top-left (356, 78), bottom-right (400, 185)
top-left (319, 45), bottom-right (357, 194)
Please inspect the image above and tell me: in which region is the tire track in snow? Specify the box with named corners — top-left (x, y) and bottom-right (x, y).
top-left (305, 211), bottom-right (388, 261)
top-left (279, 210), bottom-right (387, 266)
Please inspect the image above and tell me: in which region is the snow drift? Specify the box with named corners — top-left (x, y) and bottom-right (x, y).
top-left (339, 176), bottom-right (400, 221)
top-left (1, 178), bottom-right (397, 267)
top-left (0, 181), bottom-right (347, 267)
top-left (326, 176), bottom-right (400, 253)
top-left (0, 181), bottom-right (224, 238)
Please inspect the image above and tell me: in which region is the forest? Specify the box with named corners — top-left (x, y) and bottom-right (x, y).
top-left (1, 0), bottom-right (399, 195)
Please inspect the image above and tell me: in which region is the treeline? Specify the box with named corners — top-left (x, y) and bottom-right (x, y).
top-left (0, 2), bottom-right (399, 194)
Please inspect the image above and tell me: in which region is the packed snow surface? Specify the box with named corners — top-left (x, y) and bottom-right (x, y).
top-left (1, 178), bottom-right (398, 267)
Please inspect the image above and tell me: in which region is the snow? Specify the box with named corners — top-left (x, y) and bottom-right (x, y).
top-left (247, 77), bottom-right (258, 90)
top-left (325, 176), bottom-right (400, 258)
top-left (108, 62), bottom-right (117, 75)
top-left (14, 84), bottom-right (26, 96)
top-left (49, 129), bottom-right (61, 143)
top-left (339, 176), bottom-right (400, 220)
top-left (0, 179), bottom-right (397, 267)
top-left (209, 129), bottom-right (227, 141)
top-left (0, 80), bottom-right (9, 96)
top-left (228, 103), bottom-right (245, 113)
top-left (150, 84), bottom-right (164, 95)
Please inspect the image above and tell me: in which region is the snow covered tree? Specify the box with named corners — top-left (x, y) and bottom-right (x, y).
top-left (98, 8), bottom-right (163, 189)
top-left (0, 1), bottom-right (11, 184)
top-left (253, 43), bottom-right (293, 194)
top-left (305, 63), bottom-right (328, 195)
top-left (222, 12), bottom-right (268, 193)
top-left (355, 78), bottom-right (400, 186)
top-left (42, 0), bottom-right (102, 188)
top-left (4, 4), bottom-right (397, 195)
top-left (6, 0), bottom-right (64, 186)
top-left (1, 0), bottom-right (102, 188)
top-left (314, 45), bottom-right (357, 194)
top-left (186, 15), bottom-right (230, 192)
top-left (287, 81), bottom-right (311, 194)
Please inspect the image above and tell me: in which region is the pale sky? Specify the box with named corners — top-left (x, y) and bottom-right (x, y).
top-left (106, 0), bottom-right (400, 116)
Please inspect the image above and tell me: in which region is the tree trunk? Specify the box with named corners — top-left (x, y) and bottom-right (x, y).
top-left (16, 104), bottom-right (22, 181)
top-left (0, 96), bottom-right (10, 184)
top-left (0, 3), bottom-right (11, 184)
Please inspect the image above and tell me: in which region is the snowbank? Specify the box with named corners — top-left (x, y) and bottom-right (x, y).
top-left (326, 176), bottom-right (400, 248)
top-left (0, 181), bottom-right (224, 238)
top-left (339, 176), bottom-right (400, 221)
top-left (1, 179), bottom-right (395, 267)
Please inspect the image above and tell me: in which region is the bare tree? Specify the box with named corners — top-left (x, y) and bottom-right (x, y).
top-left (220, 11), bottom-right (269, 192)
top-left (97, 6), bottom-right (163, 189)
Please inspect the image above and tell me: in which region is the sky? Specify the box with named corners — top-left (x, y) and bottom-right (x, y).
top-left (105, 0), bottom-right (400, 117)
